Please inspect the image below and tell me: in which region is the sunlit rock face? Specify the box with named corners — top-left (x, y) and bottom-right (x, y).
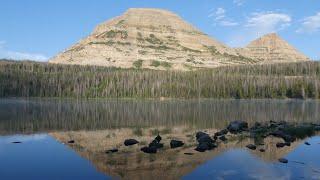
top-left (237, 33), bottom-right (310, 63)
top-left (50, 126), bottom-right (312, 179)
top-left (49, 8), bottom-right (259, 70)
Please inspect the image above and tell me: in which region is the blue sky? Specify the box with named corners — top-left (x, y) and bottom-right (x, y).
top-left (0, 0), bottom-right (319, 61)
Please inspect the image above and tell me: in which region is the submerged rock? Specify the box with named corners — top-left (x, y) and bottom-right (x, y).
top-left (149, 140), bottom-right (164, 149)
top-left (305, 142), bottom-right (311, 145)
top-left (278, 158), bottom-right (288, 163)
top-left (195, 142), bottom-right (217, 152)
top-left (259, 148), bottom-right (265, 152)
top-left (105, 148), bottom-right (118, 154)
top-left (214, 129), bottom-right (228, 137)
top-left (170, 140), bottom-right (184, 148)
top-left (219, 135), bottom-right (227, 142)
top-left (124, 139), bottom-right (139, 146)
top-left (276, 142), bottom-right (286, 148)
top-left (155, 134), bottom-right (162, 143)
top-left (68, 140), bottom-right (75, 144)
top-left (227, 121), bottom-right (248, 133)
top-left (141, 146), bottom-right (157, 154)
top-left (197, 135), bottom-right (215, 144)
top-left (11, 141), bottom-right (22, 144)
top-left (246, 144), bottom-right (256, 150)
top-left (196, 131), bottom-right (209, 140)
top-left (270, 130), bottom-right (295, 143)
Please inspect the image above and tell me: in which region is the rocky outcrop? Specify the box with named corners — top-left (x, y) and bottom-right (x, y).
top-left (49, 8), bottom-right (257, 70)
top-left (237, 33), bottom-right (310, 63)
top-left (49, 9), bottom-right (310, 70)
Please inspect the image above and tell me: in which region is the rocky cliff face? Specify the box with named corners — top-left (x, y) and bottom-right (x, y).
top-left (237, 33), bottom-right (309, 63)
top-left (49, 9), bottom-right (309, 70)
top-left (49, 8), bottom-right (257, 70)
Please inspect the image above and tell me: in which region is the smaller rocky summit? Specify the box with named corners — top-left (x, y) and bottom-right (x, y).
top-left (124, 139), bottom-right (139, 146)
top-left (237, 33), bottom-right (310, 63)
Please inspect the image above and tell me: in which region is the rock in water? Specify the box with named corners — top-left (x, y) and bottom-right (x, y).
top-left (259, 149), bottom-right (265, 152)
top-left (170, 140), bottom-right (184, 148)
top-left (196, 131), bottom-right (209, 140)
top-left (149, 140), bottom-right (164, 149)
top-left (105, 149), bottom-right (118, 154)
top-left (141, 146), bottom-right (157, 154)
top-left (246, 144), bottom-right (256, 150)
top-left (124, 139), bottom-right (139, 146)
top-left (195, 142), bottom-right (217, 152)
top-left (155, 134), bottom-right (162, 143)
top-left (197, 134), bottom-right (215, 144)
top-left (214, 129), bottom-right (228, 137)
top-left (279, 158), bottom-right (288, 164)
top-left (227, 121), bottom-right (248, 133)
top-left (68, 140), bottom-right (75, 144)
top-left (11, 141), bottom-right (22, 144)
top-left (305, 142), bottom-right (311, 145)
top-left (219, 135), bottom-right (227, 142)
top-left (276, 142), bottom-right (286, 148)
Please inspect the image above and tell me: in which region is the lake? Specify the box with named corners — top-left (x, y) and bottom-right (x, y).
top-left (0, 98), bottom-right (320, 179)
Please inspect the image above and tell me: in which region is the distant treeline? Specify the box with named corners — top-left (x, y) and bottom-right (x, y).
top-left (0, 60), bottom-right (319, 99)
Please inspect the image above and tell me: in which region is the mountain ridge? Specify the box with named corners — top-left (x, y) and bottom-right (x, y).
top-left (49, 8), bottom-right (309, 70)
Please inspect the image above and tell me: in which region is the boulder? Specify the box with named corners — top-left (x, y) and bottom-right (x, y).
top-left (196, 131), bottom-right (209, 140)
top-left (11, 141), bottom-right (22, 144)
top-left (141, 146), bottom-right (157, 154)
top-left (197, 134), bottom-right (215, 144)
top-left (149, 140), bottom-right (164, 149)
top-left (246, 144), bottom-right (256, 150)
top-left (195, 142), bottom-right (217, 152)
top-left (219, 135), bottom-right (227, 142)
top-left (214, 129), bottom-right (228, 137)
top-left (305, 142), bottom-right (310, 145)
top-left (276, 142), bottom-right (286, 148)
top-left (68, 140), bottom-right (75, 144)
top-left (259, 149), bottom-right (265, 152)
top-left (105, 148), bottom-right (118, 154)
top-left (227, 121), bottom-right (248, 133)
top-left (124, 139), bottom-right (139, 146)
top-left (278, 158), bottom-right (288, 163)
top-left (170, 140), bottom-right (184, 148)
top-left (155, 134), bottom-right (162, 143)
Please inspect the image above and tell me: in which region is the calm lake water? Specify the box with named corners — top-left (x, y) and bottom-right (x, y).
top-left (0, 98), bottom-right (320, 180)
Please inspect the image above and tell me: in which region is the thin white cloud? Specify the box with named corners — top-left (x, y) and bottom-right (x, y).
top-left (297, 12), bottom-right (320, 33)
top-left (233, 0), bottom-right (245, 6)
top-left (209, 8), bottom-right (239, 27)
top-left (0, 41), bottom-right (48, 62)
top-left (227, 12), bottom-right (292, 47)
top-left (245, 12), bottom-right (291, 34)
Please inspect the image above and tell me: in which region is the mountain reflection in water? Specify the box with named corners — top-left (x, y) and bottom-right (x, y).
top-left (0, 98), bottom-right (320, 179)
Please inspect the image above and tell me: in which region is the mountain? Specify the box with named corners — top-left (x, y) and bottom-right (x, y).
top-left (49, 8), bottom-right (257, 70)
top-left (49, 8), bottom-right (309, 70)
top-left (237, 33), bottom-right (310, 63)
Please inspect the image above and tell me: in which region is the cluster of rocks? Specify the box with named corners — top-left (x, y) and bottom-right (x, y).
top-left (103, 120), bottom-right (320, 158)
